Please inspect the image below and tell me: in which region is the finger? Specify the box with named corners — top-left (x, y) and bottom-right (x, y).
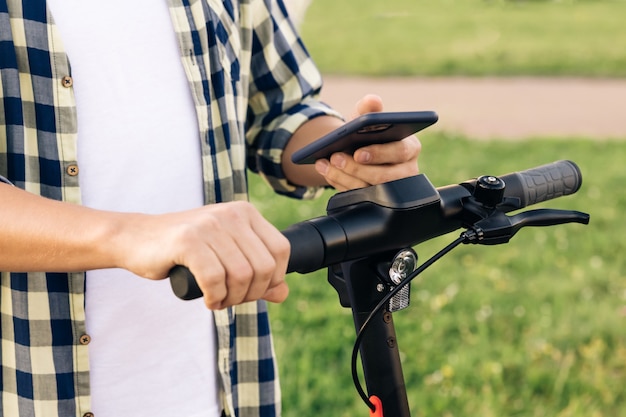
top-left (248, 212), bottom-right (290, 303)
top-left (320, 154), bottom-right (370, 191)
top-left (316, 159), bottom-right (364, 191)
top-left (216, 230), bottom-right (272, 308)
top-left (183, 250), bottom-right (228, 310)
top-left (184, 207), bottom-right (261, 308)
top-left (262, 281), bottom-right (290, 304)
top-left (354, 136), bottom-right (422, 166)
top-left (350, 94), bottom-right (384, 119)
top-left (205, 234), bottom-right (258, 309)
top-left (211, 206), bottom-right (289, 307)
top-left (328, 147), bottom-right (420, 187)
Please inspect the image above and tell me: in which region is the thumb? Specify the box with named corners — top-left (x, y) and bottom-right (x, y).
top-left (263, 281), bottom-right (290, 304)
top-left (351, 94), bottom-right (384, 119)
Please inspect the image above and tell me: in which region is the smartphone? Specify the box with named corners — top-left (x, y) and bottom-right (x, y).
top-left (291, 111), bottom-right (438, 164)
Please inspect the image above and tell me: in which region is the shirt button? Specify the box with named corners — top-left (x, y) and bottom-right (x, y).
top-left (61, 75), bottom-right (73, 88)
top-left (66, 164), bottom-right (79, 176)
top-left (83, 413), bottom-right (95, 417)
top-left (79, 334), bottom-right (91, 345)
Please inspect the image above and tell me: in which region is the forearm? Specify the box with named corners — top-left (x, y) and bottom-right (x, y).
top-left (281, 115), bottom-right (344, 187)
top-left (0, 184), bottom-right (127, 272)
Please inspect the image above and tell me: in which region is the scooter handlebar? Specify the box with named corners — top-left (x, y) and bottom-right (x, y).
top-left (170, 160), bottom-right (583, 300)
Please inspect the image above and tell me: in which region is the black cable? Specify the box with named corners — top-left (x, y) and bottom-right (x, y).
top-left (351, 232), bottom-right (470, 411)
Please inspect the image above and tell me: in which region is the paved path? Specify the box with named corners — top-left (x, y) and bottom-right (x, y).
top-left (320, 76), bottom-right (626, 140)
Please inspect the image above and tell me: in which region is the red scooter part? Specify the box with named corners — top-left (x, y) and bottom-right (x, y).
top-left (369, 396), bottom-right (383, 417)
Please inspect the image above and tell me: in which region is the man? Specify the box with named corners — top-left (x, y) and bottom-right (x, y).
top-left (0, 0), bottom-right (421, 416)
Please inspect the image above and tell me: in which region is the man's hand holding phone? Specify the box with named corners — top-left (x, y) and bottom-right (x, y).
top-left (282, 94), bottom-right (436, 191)
top-left (309, 95), bottom-right (434, 190)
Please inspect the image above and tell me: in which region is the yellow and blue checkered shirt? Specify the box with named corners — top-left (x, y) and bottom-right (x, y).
top-left (0, 0), bottom-right (339, 416)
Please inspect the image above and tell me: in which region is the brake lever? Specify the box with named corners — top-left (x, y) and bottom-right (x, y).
top-left (464, 208), bottom-right (590, 245)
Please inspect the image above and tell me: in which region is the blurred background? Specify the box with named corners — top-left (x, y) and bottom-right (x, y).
top-left (258, 1), bottom-right (626, 416)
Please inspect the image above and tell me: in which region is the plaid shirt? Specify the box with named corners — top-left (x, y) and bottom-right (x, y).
top-left (0, 0), bottom-right (340, 416)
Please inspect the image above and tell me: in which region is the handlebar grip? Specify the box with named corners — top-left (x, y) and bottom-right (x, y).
top-left (283, 222), bottom-right (326, 274)
top-left (169, 265), bottom-right (203, 300)
top-left (500, 160), bottom-right (582, 208)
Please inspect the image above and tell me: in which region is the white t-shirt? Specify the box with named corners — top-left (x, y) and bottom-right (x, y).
top-left (46, 1), bottom-right (220, 416)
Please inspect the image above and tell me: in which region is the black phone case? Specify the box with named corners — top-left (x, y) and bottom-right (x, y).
top-left (291, 111), bottom-right (438, 164)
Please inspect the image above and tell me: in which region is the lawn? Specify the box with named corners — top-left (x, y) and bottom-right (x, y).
top-left (253, 1), bottom-right (626, 415)
top-left (299, 0), bottom-right (626, 77)
top-left (253, 135), bottom-right (626, 417)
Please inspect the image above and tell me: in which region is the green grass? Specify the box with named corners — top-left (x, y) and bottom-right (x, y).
top-left (251, 135), bottom-right (626, 417)
top-left (299, 0), bottom-right (626, 77)
top-left (260, 2), bottom-right (626, 413)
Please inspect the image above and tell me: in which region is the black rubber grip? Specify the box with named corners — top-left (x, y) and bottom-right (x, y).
top-left (282, 222), bottom-right (326, 274)
top-left (500, 160), bottom-right (582, 208)
top-left (169, 265), bottom-right (202, 300)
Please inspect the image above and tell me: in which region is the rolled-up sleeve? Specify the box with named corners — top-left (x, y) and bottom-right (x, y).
top-left (245, 0), bottom-right (342, 199)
